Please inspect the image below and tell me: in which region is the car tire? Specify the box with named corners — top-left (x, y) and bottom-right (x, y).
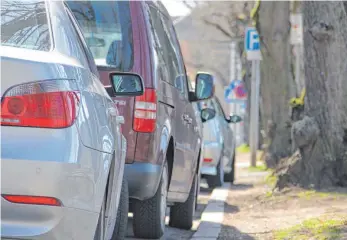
top-left (132, 161), bottom-right (168, 239)
top-left (112, 178), bottom-right (129, 240)
top-left (224, 154), bottom-right (235, 183)
top-left (206, 157), bottom-right (224, 189)
top-left (169, 172), bottom-right (197, 230)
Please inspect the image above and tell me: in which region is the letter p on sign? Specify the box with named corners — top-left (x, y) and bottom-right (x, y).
top-left (245, 27), bottom-right (262, 61)
top-left (249, 30), bottom-right (259, 50)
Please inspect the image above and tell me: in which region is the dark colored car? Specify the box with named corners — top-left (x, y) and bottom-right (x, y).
top-left (67, 1), bottom-right (214, 238)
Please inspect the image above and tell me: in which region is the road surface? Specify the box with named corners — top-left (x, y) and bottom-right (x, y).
top-left (126, 182), bottom-right (212, 240)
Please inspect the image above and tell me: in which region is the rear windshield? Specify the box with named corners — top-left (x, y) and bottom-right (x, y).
top-left (67, 1), bottom-right (134, 71)
top-left (1, 0), bottom-right (51, 51)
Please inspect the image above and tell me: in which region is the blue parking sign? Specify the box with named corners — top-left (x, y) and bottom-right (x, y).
top-left (245, 27), bottom-right (262, 61)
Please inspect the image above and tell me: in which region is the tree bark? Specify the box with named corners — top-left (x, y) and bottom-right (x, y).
top-left (257, 1), bottom-right (297, 167)
top-left (277, 1), bottom-right (347, 189)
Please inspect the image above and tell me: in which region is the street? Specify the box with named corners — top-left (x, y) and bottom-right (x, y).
top-left (2, 1), bottom-right (347, 240)
top-left (126, 183), bottom-right (213, 240)
top-left (125, 154), bottom-right (347, 240)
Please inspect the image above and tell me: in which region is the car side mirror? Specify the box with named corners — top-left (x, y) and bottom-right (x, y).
top-left (227, 115), bottom-right (242, 124)
top-left (110, 72), bottom-right (144, 96)
top-left (201, 108), bottom-right (216, 123)
top-left (194, 73), bottom-right (214, 101)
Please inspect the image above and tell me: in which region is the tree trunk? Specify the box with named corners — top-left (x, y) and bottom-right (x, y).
top-left (277, 1), bottom-right (347, 189)
top-left (257, 1), bottom-right (296, 168)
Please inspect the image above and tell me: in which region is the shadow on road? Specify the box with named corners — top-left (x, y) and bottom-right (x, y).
top-left (126, 187), bottom-right (213, 240)
top-left (218, 224), bottom-right (256, 240)
top-left (230, 183), bottom-right (254, 190)
top-left (196, 200), bottom-right (239, 214)
top-left (199, 186), bottom-right (213, 193)
top-left (224, 203), bottom-right (240, 214)
top-left (196, 220), bottom-right (256, 240)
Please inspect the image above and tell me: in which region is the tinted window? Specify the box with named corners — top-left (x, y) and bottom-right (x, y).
top-left (197, 99), bottom-right (216, 112)
top-left (148, 7), bottom-right (183, 91)
top-left (67, 1), bottom-right (133, 71)
top-left (1, 0), bottom-right (51, 51)
top-left (164, 17), bottom-right (188, 94)
top-left (214, 98), bottom-right (228, 118)
top-left (65, 5), bottom-right (99, 76)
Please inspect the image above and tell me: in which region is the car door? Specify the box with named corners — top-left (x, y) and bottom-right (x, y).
top-left (149, 9), bottom-right (192, 193)
top-left (187, 79), bottom-right (203, 150)
top-left (214, 98), bottom-right (234, 160)
top-left (167, 23), bottom-right (200, 178)
top-left (65, 5), bottom-right (122, 236)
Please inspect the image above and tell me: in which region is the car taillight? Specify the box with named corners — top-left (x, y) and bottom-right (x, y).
top-left (133, 88), bottom-right (157, 133)
top-left (204, 158), bottom-right (213, 163)
top-left (1, 80), bottom-right (80, 128)
top-left (2, 194), bottom-right (62, 206)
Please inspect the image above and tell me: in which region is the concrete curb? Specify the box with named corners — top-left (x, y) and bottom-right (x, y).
top-left (191, 183), bottom-right (230, 240)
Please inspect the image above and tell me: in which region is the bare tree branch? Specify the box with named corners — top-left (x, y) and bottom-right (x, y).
top-left (203, 17), bottom-right (234, 39)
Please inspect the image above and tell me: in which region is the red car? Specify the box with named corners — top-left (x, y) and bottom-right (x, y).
top-left (68, 1), bottom-right (214, 238)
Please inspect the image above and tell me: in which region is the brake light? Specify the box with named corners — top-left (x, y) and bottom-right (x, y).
top-left (2, 194), bottom-right (62, 206)
top-left (204, 158), bottom-right (213, 163)
top-left (133, 88), bottom-right (157, 133)
top-left (1, 80), bottom-right (79, 128)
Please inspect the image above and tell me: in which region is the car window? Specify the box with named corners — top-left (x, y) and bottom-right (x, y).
top-left (214, 98), bottom-right (228, 118)
top-left (197, 99), bottom-right (216, 112)
top-left (164, 17), bottom-right (189, 95)
top-left (1, 0), bottom-right (51, 51)
top-left (148, 6), bottom-right (184, 93)
top-left (147, 6), bottom-right (169, 82)
top-left (64, 4), bottom-right (99, 77)
top-left (67, 1), bottom-right (133, 71)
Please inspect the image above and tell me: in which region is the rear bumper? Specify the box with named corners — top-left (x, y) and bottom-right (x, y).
top-left (1, 125), bottom-right (112, 214)
top-left (201, 141), bottom-right (222, 176)
top-left (124, 162), bottom-right (162, 201)
top-left (1, 199), bottom-right (98, 240)
top-left (201, 141), bottom-right (222, 166)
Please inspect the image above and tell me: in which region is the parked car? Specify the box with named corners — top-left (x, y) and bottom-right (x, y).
top-left (199, 97), bottom-right (242, 188)
top-left (0, 1), bottom-right (144, 239)
top-left (67, 1), bottom-right (214, 238)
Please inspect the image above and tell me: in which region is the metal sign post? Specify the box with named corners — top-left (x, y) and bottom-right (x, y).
top-left (245, 27), bottom-right (262, 167)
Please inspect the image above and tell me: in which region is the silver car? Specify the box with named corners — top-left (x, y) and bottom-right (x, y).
top-left (199, 97), bottom-right (242, 188)
top-left (1, 1), bottom-right (143, 239)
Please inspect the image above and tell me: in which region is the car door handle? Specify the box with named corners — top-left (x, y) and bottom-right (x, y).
top-left (183, 114), bottom-right (192, 124)
top-left (182, 115), bottom-right (189, 124)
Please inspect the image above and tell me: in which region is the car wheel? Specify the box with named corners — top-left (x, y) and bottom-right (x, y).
top-left (206, 157), bottom-right (224, 189)
top-left (169, 172), bottom-right (197, 230)
top-left (132, 161), bottom-right (168, 239)
top-left (94, 195), bottom-right (106, 240)
top-left (111, 178), bottom-right (129, 240)
top-left (224, 153), bottom-right (235, 183)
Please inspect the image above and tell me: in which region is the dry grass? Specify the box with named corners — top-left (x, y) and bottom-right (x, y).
top-left (274, 215), bottom-right (347, 240)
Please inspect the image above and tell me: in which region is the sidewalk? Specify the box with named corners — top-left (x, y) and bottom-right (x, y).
top-left (216, 153), bottom-right (347, 240)
top-left (218, 154), bottom-right (273, 239)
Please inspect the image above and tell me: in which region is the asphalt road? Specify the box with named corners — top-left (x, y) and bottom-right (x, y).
top-left (126, 182), bottom-right (212, 240)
